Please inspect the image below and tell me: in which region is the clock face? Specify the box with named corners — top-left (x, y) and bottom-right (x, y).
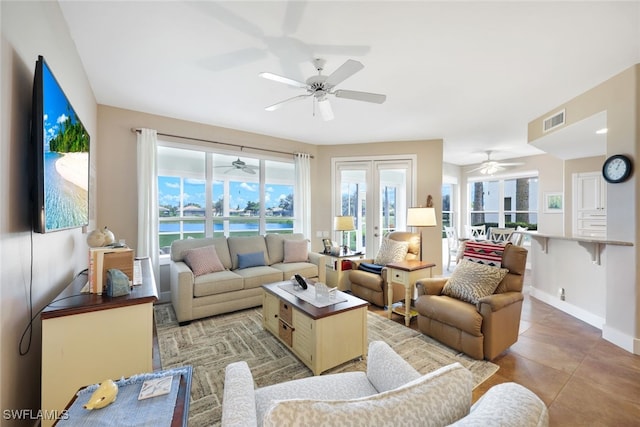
top-left (602, 155), bottom-right (632, 183)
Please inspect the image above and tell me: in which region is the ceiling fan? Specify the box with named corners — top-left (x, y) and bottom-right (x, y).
top-left (467, 151), bottom-right (524, 175)
top-left (259, 58), bottom-right (386, 121)
top-left (214, 158), bottom-right (259, 175)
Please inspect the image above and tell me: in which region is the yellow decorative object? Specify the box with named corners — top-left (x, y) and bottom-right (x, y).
top-left (83, 379), bottom-right (118, 410)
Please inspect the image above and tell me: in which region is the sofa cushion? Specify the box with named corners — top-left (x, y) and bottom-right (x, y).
top-left (374, 238), bottom-right (409, 265)
top-left (262, 362), bottom-right (472, 427)
top-left (234, 266), bottom-right (283, 289)
top-left (265, 233), bottom-right (306, 264)
top-left (256, 371), bottom-right (377, 424)
top-left (193, 270), bottom-right (244, 297)
top-left (228, 236), bottom-right (269, 270)
top-left (270, 262), bottom-right (318, 280)
top-left (237, 251), bottom-right (267, 269)
top-left (283, 239), bottom-right (308, 263)
top-left (183, 245), bottom-right (225, 277)
top-left (442, 259), bottom-right (508, 304)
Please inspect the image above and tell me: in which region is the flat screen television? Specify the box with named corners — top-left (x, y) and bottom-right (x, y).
top-left (31, 55), bottom-right (90, 233)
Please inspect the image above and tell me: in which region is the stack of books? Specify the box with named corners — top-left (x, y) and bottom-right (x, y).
top-left (88, 247), bottom-right (134, 294)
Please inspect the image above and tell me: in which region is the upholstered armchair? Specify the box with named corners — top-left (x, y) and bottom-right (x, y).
top-left (415, 243), bottom-right (528, 360)
top-left (349, 231), bottom-right (420, 307)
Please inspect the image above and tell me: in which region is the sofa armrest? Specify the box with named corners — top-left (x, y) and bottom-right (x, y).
top-left (366, 341), bottom-right (420, 393)
top-left (307, 252), bottom-right (326, 283)
top-left (169, 261), bottom-right (195, 324)
top-left (221, 361), bottom-right (258, 427)
top-left (449, 382), bottom-right (549, 427)
top-left (477, 291), bottom-right (524, 312)
top-left (416, 277), bottom-right (448, 296)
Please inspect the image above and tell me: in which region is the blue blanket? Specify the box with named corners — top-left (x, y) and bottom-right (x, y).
top-left (358, 262), bottom-right (384, 275)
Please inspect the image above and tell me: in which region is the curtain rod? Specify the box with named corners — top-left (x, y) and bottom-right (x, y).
top-left (131, 128), bottom-right (314, 159)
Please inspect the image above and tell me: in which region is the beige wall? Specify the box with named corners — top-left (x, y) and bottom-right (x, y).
top-left (1, 1), bottom-right (98, 421)
top-left (528, 65), bottom-right (639, 353)
top-left (316, 140), bottom-right (444, 274)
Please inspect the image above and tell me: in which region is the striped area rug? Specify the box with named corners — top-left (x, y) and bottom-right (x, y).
top-left (154, 304), bottom-right (499, 427)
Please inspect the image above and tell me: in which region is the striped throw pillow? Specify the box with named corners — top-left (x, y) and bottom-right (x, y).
top-left (462, 241), bottom-right (510, 268)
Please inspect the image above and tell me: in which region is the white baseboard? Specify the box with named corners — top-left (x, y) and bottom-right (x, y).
top-left (528, 287), bottom-right (605, 329)
top-left (602, 324), bottom-right (640, 355)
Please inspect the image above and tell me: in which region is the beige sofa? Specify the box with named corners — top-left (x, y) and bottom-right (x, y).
top-left (221, 340), bottom-right (549, 427)
top-left (170, 234), bottom-right (325, 324)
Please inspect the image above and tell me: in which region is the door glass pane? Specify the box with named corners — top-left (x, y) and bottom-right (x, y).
top-left (340, 169), bottom-right (366, 253)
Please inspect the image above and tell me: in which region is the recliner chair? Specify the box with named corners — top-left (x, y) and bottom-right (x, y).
top-left (349, 231), bottom-right (420, 307)
top-left (415, 243), bottom-right (528, 360)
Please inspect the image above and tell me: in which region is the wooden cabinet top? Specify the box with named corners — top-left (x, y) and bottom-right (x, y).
top-left (386, 260), bottom-right (436, 271)
top-left (262, 281), bottom-right (368, 320)
top-left (42, 257), bottom-right (158, 320)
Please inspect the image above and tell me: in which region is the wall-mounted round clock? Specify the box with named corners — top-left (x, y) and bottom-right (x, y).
top-left (602, 154), bottom-right (633, 183)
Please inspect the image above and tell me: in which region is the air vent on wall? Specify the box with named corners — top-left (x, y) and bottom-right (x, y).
top-left (543, 109), bottom-right (565, 133)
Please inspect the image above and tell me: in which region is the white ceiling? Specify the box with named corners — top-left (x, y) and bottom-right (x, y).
top-left (58, 1), bottom-right (640, 165)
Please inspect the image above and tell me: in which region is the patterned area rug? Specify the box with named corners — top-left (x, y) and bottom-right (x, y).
top-left (154, 304), bottom-right (499, 427)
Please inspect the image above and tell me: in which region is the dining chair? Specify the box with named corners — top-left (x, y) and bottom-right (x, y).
top-left (465, 224), bottom-right (486, 240)
top-left (509, 226), bottom-right (528, 246)
top-left (488, 227), bottom-right (515, 243)
top-left (444, 226), bottom-right (459, 271)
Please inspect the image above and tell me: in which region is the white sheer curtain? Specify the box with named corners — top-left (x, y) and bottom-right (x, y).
top-left (294, 153), bottom-right (311, 237)
top-left (136, 128), bottom-right (159, 285)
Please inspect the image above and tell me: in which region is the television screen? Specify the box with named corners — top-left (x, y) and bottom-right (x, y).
top-left (31, 55), bottom-right (90, 233)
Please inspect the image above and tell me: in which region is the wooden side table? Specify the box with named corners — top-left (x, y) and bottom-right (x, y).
top-left (386, 260), bottom-right (435, 326)
top-left (323, 252), bottom-right (364, 291)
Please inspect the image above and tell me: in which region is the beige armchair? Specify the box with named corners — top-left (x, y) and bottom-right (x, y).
top-left (415, 244), bottom-right (528, 360)
top-left (349, 231), bottom-right (420, 307)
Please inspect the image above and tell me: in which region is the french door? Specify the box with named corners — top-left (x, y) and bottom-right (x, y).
top-left (333, 157), bottom-right (415, 257)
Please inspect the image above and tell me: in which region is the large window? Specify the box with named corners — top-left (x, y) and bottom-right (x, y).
top-left (469, 176), bottom-right (538, 230)
top-left (158, 147), bottom-right (295, 254)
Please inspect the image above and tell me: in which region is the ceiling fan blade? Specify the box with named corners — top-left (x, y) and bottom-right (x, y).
top-left (259, 72), bottom-right (307, 88)
top-left (241, 167), bottom-right (256, 174)
top-left (497, 162), bottom-right (525, 167)
top-left (325, 59), bottom-right (364, 87)
top-left (265, 94), bottom-right (311, 111)
top-left (334, 89), bottom-right (386, 104)
top-left (466, 166), bottom-right (485, 173)
top-left (317, 98), bottom-right (334, 121)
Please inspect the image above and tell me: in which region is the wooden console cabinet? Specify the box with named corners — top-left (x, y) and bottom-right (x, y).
top-left (262, 282), bottom-right (368, 375)
top-left (41, 258), bottom-right (157, 427)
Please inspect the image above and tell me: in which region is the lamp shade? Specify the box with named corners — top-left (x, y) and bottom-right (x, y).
top-left (407, 207), bottom-right (437, 227)
top-left (333, 216), bottom-right (356, 231)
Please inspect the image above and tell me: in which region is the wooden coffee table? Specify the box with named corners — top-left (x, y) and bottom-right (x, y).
top-left (262, 282), bottom-right (369, 375)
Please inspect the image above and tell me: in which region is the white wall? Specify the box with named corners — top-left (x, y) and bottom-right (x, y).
top-left (1, 1), bottom-right (97, 420)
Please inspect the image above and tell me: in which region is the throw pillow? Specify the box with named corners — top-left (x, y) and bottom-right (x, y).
top-left (442, 259), bottom-right (508, 304)
top-left (374, 238), bottom-right (409, 265)
top-left (262, 362), bottom-right (472, 427)
top-left (237, 251), bottom-right (266, 269)
top-left (183, 245), bottom-right (225, 277)
top-left (283, 239), bottom-right (308, 263)
top-left (463, 241), bottom-right (510, 268)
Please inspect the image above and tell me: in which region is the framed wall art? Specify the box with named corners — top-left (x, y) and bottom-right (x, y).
top-left (543, 192), bottom-right (563, 213)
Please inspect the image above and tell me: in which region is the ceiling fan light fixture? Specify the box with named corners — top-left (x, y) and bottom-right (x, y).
top-left (317, 98), bottom-right (334, 121)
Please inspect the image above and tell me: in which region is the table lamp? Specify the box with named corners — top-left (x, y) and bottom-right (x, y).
top-left (333, 216), bottom-right (355, 255)
top-left (407, 207), bottom-right (437, 261)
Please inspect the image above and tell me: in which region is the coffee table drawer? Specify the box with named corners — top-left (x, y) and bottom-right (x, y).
top-left (278, 320), bottom-right (293, 347)
top-left (279, 300), bottom-right (293, 325)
